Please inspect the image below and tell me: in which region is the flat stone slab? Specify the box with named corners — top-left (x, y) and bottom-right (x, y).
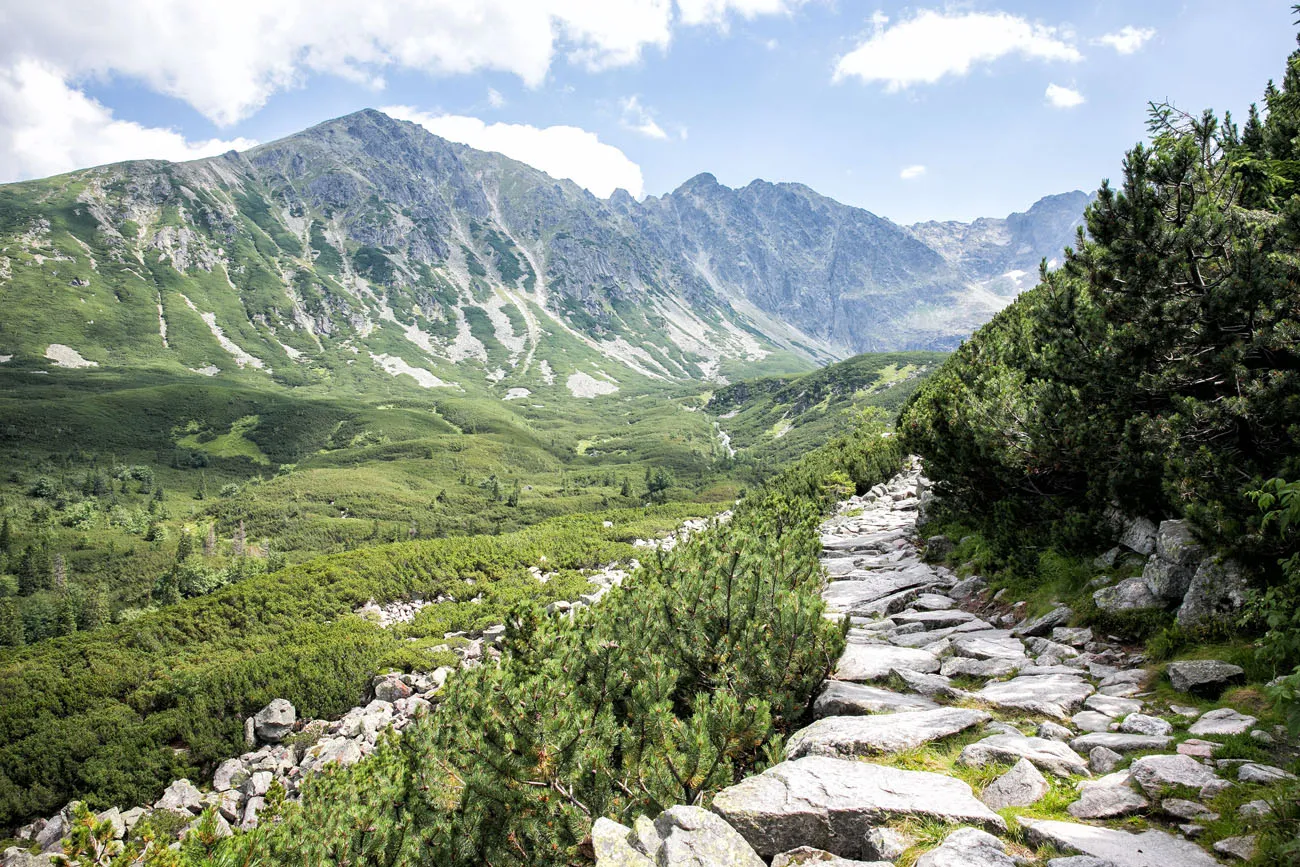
top-left (1188, 708), bottom-right (1256, 736)
top-left (960, 733), bottom-right (1090, 778)
top-left (833, 644), bottom-right (940, 682)
top-left (822, 531), bottom-right (909, 553)
top-left (1020, 818), bottom-right (1222, 867)
top-left (1070, 733), bottom-right (1172, 754)
top-left (975, 675), bottom-right (1094, 719)
top-left (823, 573), bottom-right (935, 613)
top-left (711, 756), bottom-right (1005, 861)
top-left (942, 657), bottom-right (1023, 678)
top-left (813, 681), bottom-right (938, 718)
top-left (1084, 695), bottom-right (1143, 718)
top-left (786, 708), bottom-right (990, 759)
top-left (1067, 776), bottom-right (1150, 819)
top-left (1129, 754), bottom-right (1220, 795)
top-left (892, 610), bottom-right (977, 629)
top-left (1165, 660), bottom-right (1244, 695)
top-left (951, 632), bottom-right (1027, 661)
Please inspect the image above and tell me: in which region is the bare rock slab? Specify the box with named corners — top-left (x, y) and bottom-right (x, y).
top-left (975, 674), bottom-right (1094, 719)
top-left (981, 757), bottom-right (1049, 810)
top-left (833, 644), bottom-right (940, 682)
top-left (916, 827), bottom-right (1016, 867)
top-left (1165, 660), bottom-right (1244, 696)
top-left (787, 708), bottom-right (990, 759)
top-left (813, 681), bottom-right (938, 717)
top-left (1020, 818), bottom-right (1222, 867)
top-left (654, 805), bottom-right (764, 867)
top-left (1129, 754), bottom-right (1220, 796)
top-left (771, 848), bottom-right (892, 867)
top-left (1069, 733), bottom-right (1172, 754)
top-left (959, 733), bottom-right (1089, 778)
top-left (710, 756), bottom-right (1005, 861)
top-left (1187, 708), bottom-right (1256, 737)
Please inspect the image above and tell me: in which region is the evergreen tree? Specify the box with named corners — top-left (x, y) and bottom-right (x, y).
top-left (57, 593), bottom-right (78, 636)
top-left (620, 477), bottom-right (632, 498)
top-left (175, 527), bottom-right (194, 562)
top-left (0, 599), bottom-right (22, 647)
top-left (0, 515), bottom-right (11, 553)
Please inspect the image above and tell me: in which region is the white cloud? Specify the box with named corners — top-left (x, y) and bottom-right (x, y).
top-left (1045, 83), bottom-right (1085, 109)
top-left (834, 9), bottom-right (1082, 90)
top-left (677, 0), bottom-right (803, 27)
top-left (0, 1), bottom-right (805, 130)
top-left (382, 106), bottom-right (644, 198)
top-left (620, 95), bottom-right (668, 139)
top-left (899, 164), bottom-right (926, 180)
top-left (1097, 26), bottom-right (1155, 55)
top-left (0, 60), bottom-right (255, 182)
top-left (487, 87), bottom-right (506, 108)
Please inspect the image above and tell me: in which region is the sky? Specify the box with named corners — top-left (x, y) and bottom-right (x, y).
top-left (0, 1), bottom-right (1293, 223)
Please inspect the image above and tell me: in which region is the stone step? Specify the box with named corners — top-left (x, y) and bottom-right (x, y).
top-left (785, 708), bottom-right (990, 759)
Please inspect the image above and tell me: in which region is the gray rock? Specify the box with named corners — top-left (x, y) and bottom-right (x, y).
top-left (372, 673), bottom-right (413, 703)
top-left (1140, 521), bottom-right (1203, 601)
top-left (1037, 721), bottom-right (1074, 741)
top-left (120, 807), bottom-right (146, 832)
top-left (912, 593), bottom-right (956, 611)
top-left (32, 812), bottom-right (66, 853)
top-left (1177, 558), bottom-right (1249, 630)
top-left (1, 848), bottom-right (57, 866)
top-left (1089, 746), bottom-right (1124, 774)
top-left (813, 681), bottom-right (937, 717)
top-left (1117, 516), bottom-right (1158, 556)
top-left (1067, 775), bottom-right (1149, 819)
top-left (242, 770), bottom-right (273, 797)
top-left (940, 656), bottom-right (1022, 678)
top-left (864, 827), bottom-right (910, 861)
top-left (1026, 637), bottom-right (1080, 659)
top-left (949, 576), bottom-right (987, 600)
top-left (1129, 754), bottom-right (1220, 796)
top-left (1142, 557), bottom-right (1194, 603)
top-left (1048, 858), bottom-right (1118, 867)
top-left (915, 827), bottom-right (1015, 867)
top-left (299, 736), bottom-right (364, 772)
top-left (1052, 627), bottom-right (1093, 647)
top-left (240, 796), bottom-right (265, 831)
top-left (94, 807), bottom-right (125, 839)
top-left (1095, 547), bottom-right (1123, 569)
top-left (1118, 714), bottom-right (1172, 737)
top-left (1238, 799), bottom-right (1271, 818)
top-left (1187, 707), bottom-right (1256, 736)
top-left (891, 668), bottom-right (966, 699)
top-left (1237, 762), bottom-right (1297, 783)
top-left (925, 535), bottom-right (955, 560)
top-left (155, 778), bottom-right (203, 814)
top-left (1021, 818), bottom-right (1221, 867)
top-left (771, 847), bottom-right (891, 867)
top-left (1013, 606), bottom-right (1074, 638)
top-left (212, 758), bottom-right (249, 792)
top-left (959, 733), bottom-right (1089, 778)
top-left (253, 698), bottom-right (296, 743)
top-left (649, 805), bottom-right (765, 867)
top-left (1069, 733), bottom-right (1172, 754)
top-left (950, 632), bottom-right (1026, 661)
top-left (183, 812), bottom-right (233, 841)
top-left (710, 756), bottom-right (1004, 861)
top-left (1212, 835), bottom-right (1256, 862)
top-left (980, 758), bottom-right (1049, 810)
top-left (632, 816), bottom-right (661, 860)
top-left (592, 817), bottom-right (654, 867)
top-left (1154, 520), bottom-right (1202, 567)
top-left (1161, 799), bottom-right (1218, 821)
top-left (786, 708), bottom-right (990, 759)
top-left (1072, 711), bottom-right (1114, 733)
top-left (975, 674), bottom-right (1094, 719)
top-left (1085, 694), bottom-right (1143, 718)
top-left (893, 609), bottom-right (976, 629)
top-left (833, 645), bottom-right (940, 681)
top-left (1092, 578), bottom-right (1160, 613)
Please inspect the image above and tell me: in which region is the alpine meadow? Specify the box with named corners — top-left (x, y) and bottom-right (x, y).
top-left (0, 4), bottom-right (1298, 867)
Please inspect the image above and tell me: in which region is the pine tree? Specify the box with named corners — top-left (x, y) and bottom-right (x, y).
top-left (620, 477), bottom-right (632, 498)
top-left (57, 593), bottom-right (78, 636)
top-left (195, 472), bottom-right (207, 500)
top-left (0, 599), bottom-right (22, 647)
top-left (176, 527), bottom-right (194, 562)
top-left (0, 516), bottom-right (10, 554)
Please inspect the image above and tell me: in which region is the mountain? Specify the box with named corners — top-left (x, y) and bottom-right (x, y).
top-left (0, 109), bottom-right (1087, 393)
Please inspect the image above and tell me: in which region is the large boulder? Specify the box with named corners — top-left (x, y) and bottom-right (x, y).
top-left (1129, 754), bottom-right (1220, 796)
top-left (371, 673), bottom-right (413, 703)
top-left (1116, 516), bottom-right (1157, 556)
top-left (1165, 660), bottom-right (1244, 696)
top-left (1012, 606), bottom-right (1073, 638)
top-left (786, 708), bottom-right (989, 759)
top-left (1021, 818), bottom-right (1221, 867)
top-left (813, 681), bottom-right (937, 717)
top-left (1187, 708), bottom-right (1256, 736)
top-left (1066, 773), bottom-right (1149, 819)
top-left (592, 817), bottom-right (654, 867)
top-left (916, 827), bottom-right (1015, 867)
top-left (1092, 578), bottom-right (1160, 613)
top-left (1176, 558), bottom-right (1249, 630)
top-left (1141, 558), bottom-right (1194, 604)
top-left (959, 733), bottom-right (1089, 778)
top-left (974, 675), bottom-right (1094, 720)
top-left (832, 644), bottom-right (940, 682)
top-left (155, 779), bottom-right (203, 815)
top-left (1155, 520), bottom-right (1202, 566)
top-left (253, 699), bottom-right (296, 743)
top-left (653, 806), bottom-right (764, 867)
top-left (710, 756), bottom-right (1004, 861)
top-left (212, 759), bottom-right (249, 793)
top-left (980, 758), bottom-right (1048, 810)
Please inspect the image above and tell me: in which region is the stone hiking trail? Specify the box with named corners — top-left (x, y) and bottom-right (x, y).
top-left (594, 461), bottom-right (1296, 867)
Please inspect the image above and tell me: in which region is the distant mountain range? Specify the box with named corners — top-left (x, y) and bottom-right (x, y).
top-left (0, 109), bottom-right (1089, 393)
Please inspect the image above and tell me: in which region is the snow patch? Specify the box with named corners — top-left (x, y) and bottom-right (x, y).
top-left (45, 344), bottom-right (97, 368)
top-left (0, 354), bottom-right (12, 363)
top-left (567, 371), bottom-right (619, 398)
top-left (369, 353), bottom-right (453, 389)
top-left (179, 295), bottom-right (264, 369)
top-left (502, 387), bottom-right (531, 401)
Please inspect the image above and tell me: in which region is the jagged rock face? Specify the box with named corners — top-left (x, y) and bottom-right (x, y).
top-left (0, 109), bottom-right (1088, 385)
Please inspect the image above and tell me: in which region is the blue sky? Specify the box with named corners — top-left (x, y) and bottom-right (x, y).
top-left (0, 1), bottom-right (1293, 222)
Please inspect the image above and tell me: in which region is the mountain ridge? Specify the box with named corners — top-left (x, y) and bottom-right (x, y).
top-left (0, 108), bottom-right (1088, 392)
